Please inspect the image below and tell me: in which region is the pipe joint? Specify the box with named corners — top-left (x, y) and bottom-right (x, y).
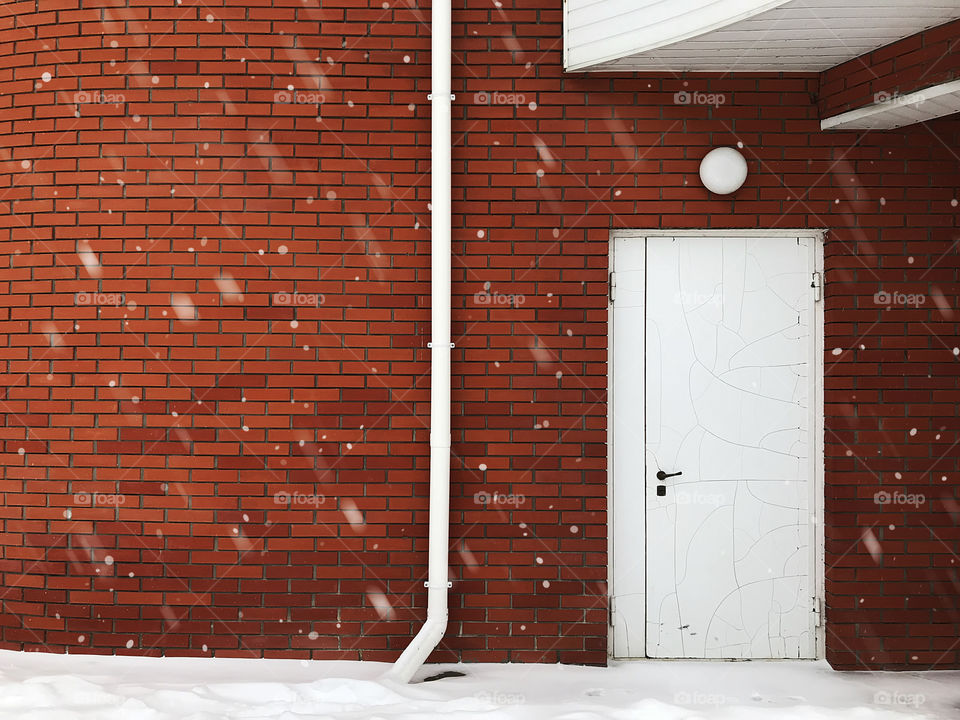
top-left (429, 433), bottom-right (451, 449)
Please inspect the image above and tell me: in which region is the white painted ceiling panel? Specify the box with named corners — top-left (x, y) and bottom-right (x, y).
top-left (565, 0), bottom-right (793, 71)
top-left (566, 0), bottom-right (960, 72)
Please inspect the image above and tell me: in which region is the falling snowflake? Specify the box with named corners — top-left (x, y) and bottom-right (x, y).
top-left (215, 274), bottom-right (244, 303)
top-left (367, 588), bottom-right (395, 619)
top-left (42, 324), bottom-right (62, 347)
top-left (171, 294), bottom-right (197, 323)
top-left (78, 241), bottom-right (102, 277)
top-left (342, 499), bottom-right (365, 531)
top-left (862, 528), bottom-right (882, 564)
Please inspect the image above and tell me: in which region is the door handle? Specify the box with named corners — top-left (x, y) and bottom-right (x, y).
top-left (656, 470), bottom-right (682, 481)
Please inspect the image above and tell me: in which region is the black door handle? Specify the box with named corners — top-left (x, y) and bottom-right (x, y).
top-left (656, 470), bottom-right (682, 481)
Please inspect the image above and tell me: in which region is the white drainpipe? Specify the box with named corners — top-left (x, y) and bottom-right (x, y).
top-left (383, 0), bottom-right (452, 685)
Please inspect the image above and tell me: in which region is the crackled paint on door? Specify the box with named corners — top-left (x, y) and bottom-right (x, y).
top-left (612, 234), bottom-right (819, 660)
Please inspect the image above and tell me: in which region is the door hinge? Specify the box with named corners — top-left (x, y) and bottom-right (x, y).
top-left (812, 597), bottom-right (823, 627)
top-left (608, 596), bottom-right (615, 627)
top-left (609, 271), bottom-right (616, 304)
top-left (810, 271), bottom-right (822, 302)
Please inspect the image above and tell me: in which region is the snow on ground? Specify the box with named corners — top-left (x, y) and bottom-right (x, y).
top-left (0, 650), bottom-right (957, 719)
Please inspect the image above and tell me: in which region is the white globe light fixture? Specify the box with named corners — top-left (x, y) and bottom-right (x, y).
top-left (699, 147), bottom-right (748, 195)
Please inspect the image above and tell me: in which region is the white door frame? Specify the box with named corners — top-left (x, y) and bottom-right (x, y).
top-left (607, 229), bottom-right (826, 660)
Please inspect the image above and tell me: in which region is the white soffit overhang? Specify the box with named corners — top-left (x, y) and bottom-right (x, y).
top-left (820, 79), bottom-right (960, 131)
top-left (564, 0), bottom-right (960, 72)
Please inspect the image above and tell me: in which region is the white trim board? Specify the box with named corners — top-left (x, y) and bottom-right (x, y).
top-left (607, 229), bottom-right (826, 660)
top-left (820, 79), bottom-right (960, 131)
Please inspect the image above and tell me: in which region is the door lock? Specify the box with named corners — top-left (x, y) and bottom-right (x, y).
top-left (656, 470), bottom-right (682, 481)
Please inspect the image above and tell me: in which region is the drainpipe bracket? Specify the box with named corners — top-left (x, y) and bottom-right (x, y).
top-left (425, 342), bottom-right (455, 348)
top-left (424, 581), bottom-right (453, 588)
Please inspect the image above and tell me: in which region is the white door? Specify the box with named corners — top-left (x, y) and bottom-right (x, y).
top-left (611, 234), bottom-right (820, 660)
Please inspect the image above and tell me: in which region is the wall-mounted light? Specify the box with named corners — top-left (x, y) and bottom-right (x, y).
top-left (699, 147), bottom-right (748, 195)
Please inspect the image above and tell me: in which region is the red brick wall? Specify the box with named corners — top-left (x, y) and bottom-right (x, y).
top-left (819, 19), bottom-right (960, 117)
top-left (0, 0), bottom-right (958, 670)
